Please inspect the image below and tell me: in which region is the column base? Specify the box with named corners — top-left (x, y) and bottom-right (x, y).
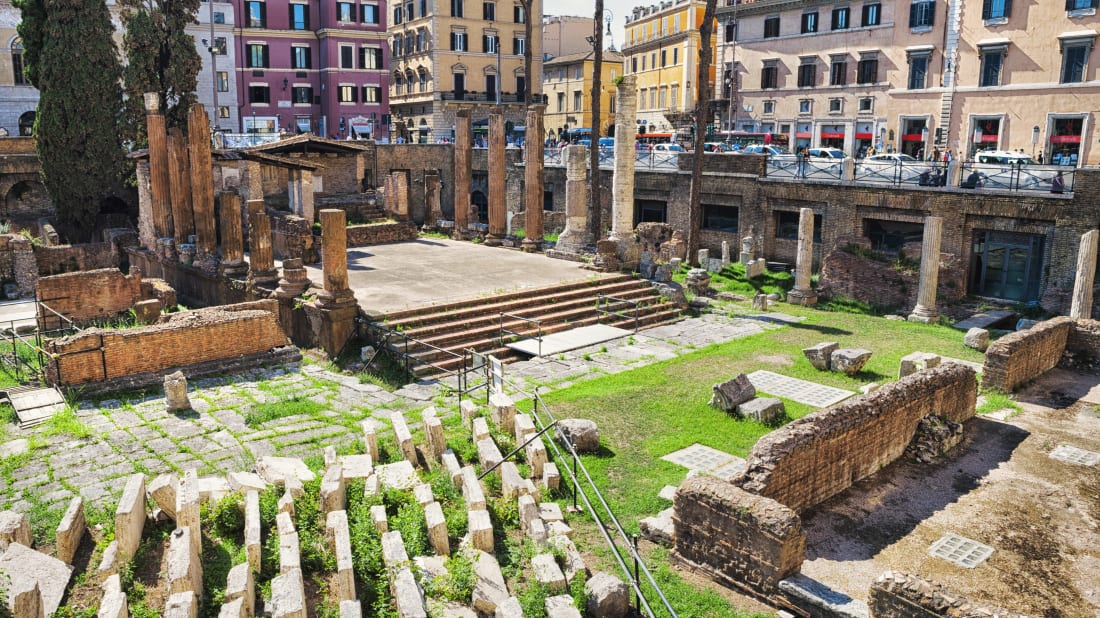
top-left (786, 289), bottom-right (818, 306)
top-left (317, 289), bottom-right (356, 308)
top-left (219, 261), bottom-right (248, 279)
top-left (484, 233), bottom-right (503, 247)
top-left (317, 301), bottom-right (358, 358)
top-left (907, 305), bottom-right (939, 323)
top-left (520, 238), bottom-right (542, 253)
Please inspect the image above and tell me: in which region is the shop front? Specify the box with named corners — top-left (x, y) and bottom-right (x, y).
top-left (795, 122), bottom-right (812, 150)
top-left (1048, 115), bottom-right (1086, 166)
top-left (819, 124), bottom-right (846, 150)
top-left (900, 117), bottom-right (927, 157)
top-left (969, 116), bottom-right (1002, 158)
top-left (855, 122), bottom-right (874, 158)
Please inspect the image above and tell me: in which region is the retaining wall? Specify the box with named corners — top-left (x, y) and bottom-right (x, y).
top-left (1066, 318), bottom-right (1100, 359)
top-left (346, 222), bottom-right (418, 246)
top-left (36, 268), bottom-right (144, 325)
top-left (868, 572), bottom-right (1028, 617)
top-left (982, 316), bottom-right (1073, 392)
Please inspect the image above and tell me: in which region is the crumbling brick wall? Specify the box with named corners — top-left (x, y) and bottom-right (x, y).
top-left (736, 363), bottom-right (977, 513)
top-left (982, 316), bottom-right (1072, 392)
top-left (868, 572), bottom-right (1028, 617)
top-left (34, 242), bottom-right (119, 276)
top-left (36, 268), bottom-right (144, 325)
top-left (1066, 318), bottom-right (1100, 361)
top-left (271, 214), bottom-right (315, 263)
top-left (46, 299), bottom-right (289, 386)
top-left (672, 476), bottom-right (805, 595)
top-left (346, 222), bottom-right (418, 246)
top-left (818, 248), bottom-right (966, 311)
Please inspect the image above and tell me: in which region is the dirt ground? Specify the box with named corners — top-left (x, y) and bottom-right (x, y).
top-left (796, 367), bottom-right (1100, 617)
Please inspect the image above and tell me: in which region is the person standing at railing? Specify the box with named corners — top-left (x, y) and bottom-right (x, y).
top-left (796, 147), bottom-right (808, 178)
top-left (1052, 171), bottom-right (1065, 194)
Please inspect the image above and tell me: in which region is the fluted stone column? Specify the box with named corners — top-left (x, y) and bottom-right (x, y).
top-left (1070, 229), bottom-right (1098, 319)
top-left (188, 104), bottom-right (217, 258)
top-left (167, 129), bottom-right (194, 246)
top-left (908, 216), bottom-right (944, 323)
top-left (247, 211), bottom-right (278, 288)
top-left (610, 76), bottom-right (638, 242)
top-left (453, 112), bottom-right (472, 238)
top-left (218, 193), bottom-right (247, 278)
top-left (551, 145), bottom-right (592, 256)
top-left (146, 97), bottom-right (173, 241)
top-left (787, 207), bottom-right (818, 306)
top-left (486, 112), bottom-right (506, 246)
top-left (522, 106), bottom-right (545, 252)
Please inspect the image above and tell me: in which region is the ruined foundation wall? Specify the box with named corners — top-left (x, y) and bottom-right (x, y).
top-left (982, 316), bottom-right (1072, 392)
top-left (270, 214), bottom-right (315, 262)
top-left (868, 572), bottom-right (1028, 618)
top-left (34, 242), bottom-right (119, 276)
top-left (36, 268), bottom-right (143, 324)
top-left (346, 222), bottom-right (418, 246)
top-left (671, 476), bottom-right (805, 595)
top-left (1066, 318), bottom-right (1100, 361)
top-left (736, 363), bottom-right (978, 513)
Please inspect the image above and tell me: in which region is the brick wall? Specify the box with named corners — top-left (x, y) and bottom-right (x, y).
top-left (34, 243), bottom-right (119, 276)
top-left (1067, 318), bottom-right (1100, 359)
top-left (982, 316), bottom-right (1073, 392)
top-left (46, 299), bottom-right (289, 386)
top-left (868, 572), bottom-right (1027, 618)
top-left (375, 144), bottom-right (453, 223)
top-left (346, 222), bottom-right (418, 246)
top-left (508, 210), bottom-right (566, 235)
top-left (818, 248), bottom-right (967, 311)
top-left (736, 363), bottom-right (978, 514)
top-left (672, 476), bottom-right (805, 595)
top-left (36, 268), bottom-right (143, 325)
top-left (271, 214), bottom-right (316, 263)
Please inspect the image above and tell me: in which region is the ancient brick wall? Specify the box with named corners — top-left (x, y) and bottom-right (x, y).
top-left (736, 363), bottom-right (978, 513)
top-left (374, 144), bottom-right (453, 223)
top-left (1067, 318), bottom-right (1100, 360)
top-left (34, 243), bottom-right (119, 276)
top-left (346, 222), bottom-right (418, 246)
top-left (818, 248), bottom-right (967, 311)
top-left (46, 299), bottom-right (289, 386)
top-left (508, 210), bottom-right (566, 235)
top-left (983, 316), bottom-right (1073, 392)
top-left (868, 572), bottom-right (1028, 618)
top-left (36, 269), bottom-right (143, 324)
top-left (270, 214), bottom-right (315, 262)
top-left (672, 476), bottom-right (805, 595)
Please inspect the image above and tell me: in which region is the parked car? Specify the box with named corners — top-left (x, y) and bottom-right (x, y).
top-left (652, 143), bottom-right (686, 152)
top-left (808, 147), bottom-right (845, 159)
top-left (859, 153), bottom-right (924, 183)
top-left (742, 144), bottom-right (790, 156)
top-left (975, 149), bottom-right (1033, 165)
top-left (864, 153), bottom-right (919, 163)
top-left (703, 142), bottom-right (734, 153)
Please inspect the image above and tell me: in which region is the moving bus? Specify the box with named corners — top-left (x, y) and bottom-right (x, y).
top-left (708, 130), bottom-right (790, 150)
top-left (635, 132), bottom-right (676, 146)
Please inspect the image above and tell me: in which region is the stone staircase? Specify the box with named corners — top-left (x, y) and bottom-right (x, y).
top-left (375, 274), bottom-right (682, 376)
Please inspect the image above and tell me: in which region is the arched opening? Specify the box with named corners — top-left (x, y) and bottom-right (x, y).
top-left (18, 111), bottom-right (35, 136)
top-left (4, 180), bottom-right (48, 216)
top-left (471, 190), bottom-right (488, 223)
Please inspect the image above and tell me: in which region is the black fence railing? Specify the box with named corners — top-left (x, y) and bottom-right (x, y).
top-left (766, 155), bottom-right (844, 181)
top-left (958, 161), bottom-right (1075, 193)
top-left (363, 320), bottom-right (489, 403)
top-left (499, 312), bottom-right (543, 357)
top-left (596, 294), bottom-right (640, 332)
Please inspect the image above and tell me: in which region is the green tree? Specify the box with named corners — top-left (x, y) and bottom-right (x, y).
top-left (16, 0), bottom-right (125, 241)
top-left (120, 0), bottom-right (202, 144)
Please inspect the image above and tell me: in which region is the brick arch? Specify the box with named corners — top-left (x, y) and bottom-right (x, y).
top-left (2, 177), bottom-right (50, 219)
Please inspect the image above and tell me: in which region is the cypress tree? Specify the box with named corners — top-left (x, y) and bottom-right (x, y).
top-left (16, 0), bottom-right (124, 242)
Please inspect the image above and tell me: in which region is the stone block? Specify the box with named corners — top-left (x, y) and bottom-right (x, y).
top-left (270, 568), bottom-right (306, 618)
top-left (514, 413), bottom-right (536, 443)
top-left (547, 521), bottom-right (574, 538)
top-left (148, 473), bottom-right (178, 520)
top-left (468, 509), bottom-right (493, 553)
top-left (460, 399), bottom-right (479, 430)
top-left (802, 342), bottom-right (838, 371)
top-left (283, 476), bottom-right (305, 498)
top-left (218, 598), bottom-right (245, 618)
top-left (556, 419), bottom-right (600, 453)
top-left (392, 566), bottom-right (429, 618)
top-left (548, 535), bottom-right (586, 583)
top-left (381, 530), bottom-right (409, 568)
top-left (97, 541), bottom-right (118, 574)
top-left (164, 371), bottom-right (192, 413)
top-left (489, 391), bottom-right (517, 435)
top-left (99, 575), bottom-right (128, 618)
top-left (115, 474), bottom-right (146, 562)
top-left (639, 508), bottom-right (675, 547)
top-left (472, 417), bottom-right (491, 443)
top-left (518, 495), bottom-right (539, 533)
top-left (422, 409), bottom-right (445, 460)
top-left (227, 472), bottom-right (267, 493)
top-left (0, 511), bottom-right (31, 551)
top-left (56, 497), bottom-right (85, 565)
top-left (831, 348), bottom-right (873, 376)
top-left (494, 597), bottom-right (523, 618)
top-left (545, 594), bottom-right (582, 618)
top-left (747, 258), bottom-right (766, 279)
top-left (860, 383), bottom-right (881, 395)
top-left (461, 466), bottom-right (486, 511)
top-left (339, 600), bottom-right (362, 618)
top-left (442, 450), bottom-right (462, 486)
top-left (752, 293), bottom-right (768, 312)
top-left (390, 412), bottom-right (419, 466)
top-left (500, 462), bottom-right (524, 500)
top-left (320, 464), bottom-right (346, 514)
top-left (0, 542), bottom-right (72, 616)
top-left (532, 553), bottom-right (567, 593)
top-left (898, 352), bottom-right (942, 379)
top-left (424, 502), bottom-right (449, 556)
top-left (325, 511), bottom-right (355, 602)
top-left (543, 463), bottom-right (560, 492)
top-left (526, 436), bottom-right (548, 478)
top-left (965, 327), bottom-right (990, 351)
top-left (279, 531), bottom-right (301, 574)
top-left (413, 483), bottom-right (434, 506)
top-left (256, 456), bottom-right (316, 485)
top-left (225, 563), bottom-right (254, 616)
top-left (737, 398), bottom-right (785, 423)
top-left (165, 591), bottom-right (198, 618)
top-left (244, 490), bottom-right (261, 573)
top-left (277, 510), bottom-right (296, 537)
top-left (538, 502), bottom-right (564, 524)
top-left (324, 446), bottom-right (338, 467)
top-left (364, 473), bottom-right (381, 496)
top-left (471, 549), bottom-right (509, 614)
top-left (371, 505), bottom-right (388, 532)
top-left (658, 485), bottom-right (677, 501)
top-left (477, 438), bottom-right (504, 471)
top-left (378, 460), bottom-right (419, 490)
top-left (8, 576), bottom-right (42, 618)
top-left (709, 374), bottom-right (756, 413)
top-left (361, 421), bottom-right (379, 462)
top-left (197, 476), bottom-right (232, 503)
top-left (338, 454), bottom-right (374, 480)
top-left (166, 527), bottom-right (202, 596)
top-left (528, 518), bottom-right (548, 546)
top-left (585, 572), bottom-right (630, 618)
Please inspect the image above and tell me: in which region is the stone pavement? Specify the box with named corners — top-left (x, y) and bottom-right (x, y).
top-left (0, 312), bottom-right (783, 514)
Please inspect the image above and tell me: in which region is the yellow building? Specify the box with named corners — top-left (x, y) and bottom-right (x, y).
top-left (542, 50), bottom-right (622, 142)
top-left (621, 0), bottom-right (717, 140)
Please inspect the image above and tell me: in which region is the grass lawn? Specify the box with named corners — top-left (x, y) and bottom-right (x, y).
top-left (530, 303), bottom-right (986, 616)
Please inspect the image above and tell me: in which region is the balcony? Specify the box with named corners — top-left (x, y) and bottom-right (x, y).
top-left (441, 92), bottom-right (525, 103)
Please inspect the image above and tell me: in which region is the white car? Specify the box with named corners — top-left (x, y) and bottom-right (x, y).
top-left (652, 143), bottom-right (685, 152)
top-left (864, 153), bottom-right (919, 163)
top-left (859, 153), bottom-right (924, 183)
top-left (808, 147), bottom-right (845, 159)
top-left (742, 144), bottom-right (789, 156)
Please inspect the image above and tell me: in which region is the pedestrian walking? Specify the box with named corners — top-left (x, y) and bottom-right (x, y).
top-left (1051, 171), bottom-right (1065, 194)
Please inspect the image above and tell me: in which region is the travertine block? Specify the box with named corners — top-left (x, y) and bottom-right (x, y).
top-left (477, 438), bottom-right (503, 471)
top-left (361, 421), bottom-right (380, 462)
top-left (244, 490), bottom-right (261, 573)
top-left (424, 502), bottom-right (449, 556)
top-left (148, 473), bottom-right (178, 520)
top-left (325, 511), bottom-right (356, 602)
top-left (225, 563), bottom-right (254, 616)
top-left (115, 475), bottom-right (147, 562)
top-left (472, 417), bottom-right (491, 443)
top-left (165, 591), bottom-right (198, 618)
top-left (532, 553), bottom-right (566, 592)
top-left (166, 527), bottom-right (202, 596)
top-left (391, 412), bottom-right (418, 466)
top-left (461, 466), bottom-right (486, 511)
top-left (320, 464), bottom-right (346, 514)
top-left (468, 509), bottom-right (493, 553)
top-left (413, 483), bottom-right (434, 506)
top-left (371, 505), bottom-right (388, 532)
top-left (489, 392), bottom-right (516, 434)
top-left (270, 568), bottom-right (306, 618)
top-left (543, 463), bottom-right (560, 492)
top-left (55, 498), bottom-right (85, 565)
top-left (0, 510), bottom-right (30, 551)
top-left (525, 436), bottom-right (548, 478)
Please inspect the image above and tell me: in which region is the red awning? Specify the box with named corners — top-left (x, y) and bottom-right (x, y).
top-left (820, 132), bottom-right (844, 139)
top-left (902, 133), bottom-right (924, 141)
top-left (796, 132), bottom-right (812, 138)
top-left (978, 135), bottom-right (998, 142)
top-left (855, 132), bottom-right (873, 139)
top-left (1050, 135), bottom-right (1082, 143)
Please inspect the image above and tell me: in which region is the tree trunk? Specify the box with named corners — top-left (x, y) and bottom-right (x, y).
top-left (589, 0), bottom-right (604, 241)
top-left (687, 0), bottom-right (717, 265)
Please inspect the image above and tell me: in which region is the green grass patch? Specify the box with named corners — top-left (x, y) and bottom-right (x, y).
top-left (673, 261), bottom-right (793, 299)
top-left (244, 396), bottom-right (326, 428)
top-left (976, 390), bottom-right (1022, 416)
top-left (42, 406), bottom-right (92, 440)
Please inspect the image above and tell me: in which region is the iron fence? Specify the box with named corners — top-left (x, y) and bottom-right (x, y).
top-left (363, 320), bottom-right (488, 403)
top-left (853, 159), bottom-right (929, 186)
top-left (766, 155), bottom-right (844, 181)
top-left (958, 162), bottom-right (1075, 194)
top-left (595, 294), bottom-right (640, 332)
top-left (498, 312), bottom-right (543, 357)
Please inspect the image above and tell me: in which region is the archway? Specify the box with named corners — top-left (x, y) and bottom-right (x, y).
top-left (18, 111), bottom-right (34, 136)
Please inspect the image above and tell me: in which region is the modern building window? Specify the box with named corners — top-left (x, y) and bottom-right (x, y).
top-left (483, 1), bottom-right (495, 20)
top-left (483, 34), bottom-right (498, 53)
top-left (361, 3), bottom-right (379, 23)
top-left (363, 85), bottom-right (381, 102)
top-left (830, 58), bottom-right (847, 85)
top-left (339, 85), bottom-right (357, 102)
top-left (862, 2), bottom-right (881, 25)
top-left (337, 1), bottom-right (354, 21)
top-left (761, 61), bottom-right (778, 88)
top-left (361, 47), bottom-right (383, 68)
top-left (670, 84), bottom-right (678, 105)
top-left (1066, 0), bottom-right (1098, 10)
top-left (247, 0), bottom-right (265, 27)
top-left (214, 37), bottom-right (227, 55)
top-left (516, 75), bottom-right (526, 98)
top-left (340, 45), bottom-right (354, 68)
top-left (829, 98), bottom-right (842, 112)
top-left (631, 57), bottom-right (637, 73)
top-left (247, 44), bottom-right (269, 68)
top-left (798, 60), bottom-right (816, 87)
top-left (763, 100), bottom-right (775, 114)
top-left (764, 16), bottom-right (780, 38)
top-left (801, 12), bottom-right (818, 33)
top-left (452, 0), bottom-right (463, 16)
top-left (515, 4), bottom-right (525, 22)
top-left (451, 31), bottom-right (467, 51)
top-left (858, 96), bottom-right (873, 112)
top-left (573, 90), bottom-right (582, 111)
top-left (404, 34), bottom-right (413, 54)
top-left (292, 86), bottom-right (313, 104)
top-left (513, 37), bottom-right (525, 55)
top-left (217, 71), bottom-right (229, 91)
top-left (909, 0), bottom-right (935, 29)
top-left (832, 7), bottom-right (850, 29)
top-left (292, 46), bottom-right (311, 69)
top-left (724, 22), bottom-right (735, 42)
top-left (417, 29), bottom-right (427, 51)
top-left (213, 11), bottom-right (225, 23)
top-left (486, 73), bottom-right (497, 96)
top-left (641, 56), bottom-right (646, 71)
top-left (249, 85), bottom-right (270, 103)
top-left (982, 0), bottom-right (1011, 19)
top-left (658, 86), bottom-right (666, 108)
top-left (908, 53), bottom-right (929, 88)
top-left (979, 47), bottom-right (1004, 86)
top-left (419, 72), bottom-right (428, 91)
top-left (218, 106), bottom-right (231, 119)
top-left (857, 55), bottom-right (878, 83)
top-left (289, 3), bottom-right (308, 29)
top-left (1061, 42), bottom-right (1091, 82)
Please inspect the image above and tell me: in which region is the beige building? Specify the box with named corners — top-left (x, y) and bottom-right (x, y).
top-left (621, 0), bottom-right (717, 139)
top-left (542, 50), bottom-right (622, 142)
top-left (387, 0), bottom-right (542, 140)
top-left (718, 0), bottom-right (1100, 165)
top-left (543, 15), bottom-right (596, 59)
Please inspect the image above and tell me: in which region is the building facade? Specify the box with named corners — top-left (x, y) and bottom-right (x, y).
top-left (543, 15), bottom-right (596, 59)
top-left (386, 0), bottom-right (542, 142)
top-left (542, 50), bottom-right (622, 142)
top-left (621, 0), bottom-right (717, 139)
top-left (232, 0), bottom-right (390, 138)
top-left (190, 1), bottom-right (240, 132)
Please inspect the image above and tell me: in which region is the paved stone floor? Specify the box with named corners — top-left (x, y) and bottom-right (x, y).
top-left (0, 312), bottom-right (782, 513)
top-left (747, 370), bottom-right (856, 408)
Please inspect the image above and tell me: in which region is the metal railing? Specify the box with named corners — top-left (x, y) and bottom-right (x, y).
top-left (541, 147), bottom-right (681, 171)
top-left (852, 159), bottom-right (932, 186)
top-left (498, 312), bottom-right (544, 358)
top-left (766, 155), bottom-right (844, 181)
top-left (216, 132), bottom-right (281, 149)
top-left (596, 294), bottom-right (640, 333)
top-left (958, 161), bottom-right (1076, 194)
top-left (364, 320), bottom-right (489, 403)
top-left (0, 299), bottom-right (79, 384)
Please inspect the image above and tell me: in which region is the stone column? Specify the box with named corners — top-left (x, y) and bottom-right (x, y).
top-left (610, 76), bottom-right (638, 242)
top-left (218, 193), bottom-right (248, 278)
top-left (486, 112), bottom-right (506, 246)
top-left (522, 105), bottom-right (545, 252)
top-left (1070, 229), bottom-right (1098, 319)
top-left (167, 129), bottom-right (194, 246)
top-left (424, 173), bottom-right (442, 227)
top-left (787, 207), bottom-right (818, 306)
top-left (288, 169), bottom-right (303, 218)
top-left (300, 170), bottom-right (315, 225)
top-left (188, 104), bottom-right (217, 259)
top-left (453, 111), bottom-right (472, 238)
top-left (275, 257), bottom-right (313, 341)
top-left (136, 161), bottom-right (156, 250)
top-left (391, 173), bottom-right (409, 221)
top-left (245, 199), bottom-right (264, 250)
top-left (146, 97), bottom-right (173, 241)
top-left (551, 145), bottom-right (592, 256)
top-left (316, 209), bottom-right (357, 358)
top-left (247, 211), bottom-right (279, 287)
top-left (908, 216), bottom-right (944, 323)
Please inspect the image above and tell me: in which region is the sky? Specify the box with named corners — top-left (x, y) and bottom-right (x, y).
top-left (548, 0), bottom-right (637, 52)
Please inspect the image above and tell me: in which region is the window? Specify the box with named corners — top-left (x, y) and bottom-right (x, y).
top-left (338, 1), bottom-right (354, 21)
top-left (340, 45), bottom-right (354, 69)
top-left (361, 47), bottom-right (383, 69)
top-left (217, 71), bottom-right (229, 92)
top-left (703, 204), bottom-right (739, 232)
top-left (641, 56), bottom-right (646, 71)
top-left (761, 61), bottom-right (778, 89)
top-left (515, 4), bottom-right (525, 23)
top-left (724, 22), bottom-right (735, 43)
top-left (451, 31), bottom-right (467, 51)
top-left (290, 3), bottom-right (308, 29)
top-left (824, 98), bottom-right (841, 113)
top-left (862, 3), bottom-right (881, 25)
top-left (661, 49), bottom-right (667, 67)
top-left (213, 11), bottom-right (225, 23)
top-left (832, 7), bottom-right (850, 29)
top-left (214, 37), bottom-right (227, 55)
top-left (405, 34), bottom-right (413, 54)
top-left (909, 0), bottom-right (935, 29)
top-left (573, 90), bottom-right (582, 111)
top-left (393, 34), bottom-right (402, 57)
top-left (292, 46), bottom-right (311, 69)
top-left (798, 60), bottom-right (816, 87)
top-left (859, 97), bottom-right (873, 112)
top-left (218, 106), bottom-right (231, 119)
top-left (393, 5), bottom-right (402, 23)
top-left (673, 48), bottom-right (679, 64)
top-left (1066, 0), bottom-right (1098, 10)
top-left (405, 3), bottom-right (413, 20)
top-left (763, 100), bottom-right (775, 114)
top-left (631, 57), bottom-right (637, 73)
top-left (776, 211), bottom-right (822, 241)
top-left (830, 57), bottom-right (847, 85)
top-left (248, 44), bottom-right (269, 68)
top-left (982, 0), bottom-right (1011, 19)
top-left (361, 4), bottom-right (379, 23)
top-left (483, 34), bottom-right (498, 53)
top-left (418, 72), bottom-right (427, 91)
top-left (419, 0), bottom-right (427, 17)
top-left (801, 12), bottom-right (818, 33)
top-left (574, 65), bottom-right (582, 79)
top-left (339, 85), bottom-right (357, 102)
top-left (452, 0), bottom-right (463, 16)
top-left (247, 1), bottom-right (265, 27)
top-left (658, 87), bottom-right (666, 108)
top-left (908, 53), bottom-right (929, 88)
top-left (249, 85), bottom-right (270, 103)
top-left (516, 75), bottom-right (525, 98)
top-left (513, 37), bottom-right (525, 55)
top-left (799, 99), bottom-right (812, 113)
top-left (1061, 42), bottom-right (1091, 83)
top-left (363, 86), bottom-right (381, 102)
top-left (483, 1), bottom-right (495, 20)
top-left (292, 86), bottom-right (313, 104)
top-left (857, 55), bottom-right (878, 83)
top-left (417, 29), bottom-right (427, 51)
top-left (979, 47), bottom-right (1004, 86)
top-left (764, 16), bottom-right (780, 37)
top-left (556, 92), bottom-right (564, 112)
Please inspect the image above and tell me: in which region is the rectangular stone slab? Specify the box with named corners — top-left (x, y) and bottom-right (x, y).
top-left (0, 542), bottom-right (73, 616)
top-left (746, 370), bottom-right (855, 408)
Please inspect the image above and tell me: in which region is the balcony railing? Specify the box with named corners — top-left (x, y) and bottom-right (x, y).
top-left (440, 92), bottom-right (524, 103)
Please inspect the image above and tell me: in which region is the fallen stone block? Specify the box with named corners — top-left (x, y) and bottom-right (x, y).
top-left (639, 508), bottom-right (675, 547)
top-left (500, 462), bottom-right (525, 500)
top-left (361, 421), bottom-right (379, 462)
top-left (256, 457), bottom-right (316, 485)
top-left (338, 455), bottom-right (374, 480)
top-left (325, 511), bottom-right (356, 602)
top-left (97, 541), bottom-right (119, 574)
top-left (709, 374), bottom-right (756, 413)
top-left (164, 371), bottom-right (192, 413)
top-left (543, 462), bottom-right (560, 492)
top-left (545, 594), bottom-right (582, 618)
top-left (339, 600), bottom-right (362, 618)
top-left (471, 549), bottom-right (510, 614)
top-left (8, 575), bottom-right (42, 618)
top-left (538, 502), bottom-right (564, 524)
top-left (442, 450), bottom-right (462, 486)
top-left (802, 342), bottom-right (838, 371)
top-left (518, 495), bottom-right (539, 533)
top-left (371, 505), bottom-right (388, 533)
top-left (245, 490), bottom-right (261, 573)
top-left (860, 383), bottom-right (880, 395)
top-left (585, 572), bottom-right (630, 618)
top-left (533, 553), bottom-right (567, 593)
top-left (392, 566), bottom-right (429, 618)
top-left (468, 510), bottom-right (493, 553)
top-left (460, 399), bottom-right (479, 430)
top-left (166, 527), bottom-right (202, 596)
top-left (752, 293), bottom-right (768, 312)
top-left (548, 535), bottom-right (586, 583)
top-left (148, 473), bottom-right (179, 520)
top-left (424, 502), bottom-right (449, 556)
top-left (658, 485), bottom-right (677, 501)
top-left (165, 591), bottom-right (198, 618)
top-left (831, 348), bottom-right (873, 376)
top-left (0, 542), bottom-right (72, 616)
top-left (494, 597), bottom-right (523, 618)
top-left (98, 574), bottom-right (128, 618)
top-left (270, 568), bottom-right (306, 618)
top-left (227, 472), bottom-right (267, 493)
top-left (423, 410), bottom-right (445, 460)
top-left (489, 392), bottom-right (517, 435)
top-left (277, 491), bottom-right (295, 517)
top-left (965, 327), bottom-right (990, 352)
top-left (364, 472), bottom-right (381, 496)
top-left (472, 417), bottom-right (491, 443)
top-left (477, 438), bottom-right (503, 471)
top-left (391, 412), bottom-right (418, 466)
top-left (277, 511), bottom-right (296, 537)
top-left (378, 460), bottom-right (419, 490)
top-left (115, 474), bottom-right (147, 562)
top-left (324, 446), bottom-right (338, 467)
top-left (547, 521), bottom-right (573, 538)
top-left (526, 436), bottom-right (548, 478)
top-left (415, 555), bottom-right (449, 581)
top-left (225, 563), bottom-right (255, 616)
top-left (0, 511), bottom-right (30, 551)
top-left (320, 464), bottom-right (346, 514)
top-left (461, 466), bottom-right (486, 511)
top-left (218, 597), bottom-right (245, 618)
top-left (737, 397), bottom-right (785, 423)
top-left (279, 530), bottom-right (301, 574)
top-left (382, 531), bottom-right (409, 568)
top-left (514, 413), bottom-right (536, 443)
top-left (413, 483), bottom-right (434, 506)
top-left (528, 518), bottom-right (548, 546)
top-left (898, 351), bottom-right (941, 379)
top-left (556, 419), bottom-right (600, 453)
top-left (283, 476), bottom-right (305, 498)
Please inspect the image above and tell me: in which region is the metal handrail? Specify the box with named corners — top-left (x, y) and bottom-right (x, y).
top-left (766, 155), bottom-right (843, 181)
top-left (958, 161), bottom-right (1075, 193)
top-left (499, 312), bottom-right (543, 357)
top-left (596, 294), bottom-right (640, 333)
top-left (367, 320), bottom-right (462, 378)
